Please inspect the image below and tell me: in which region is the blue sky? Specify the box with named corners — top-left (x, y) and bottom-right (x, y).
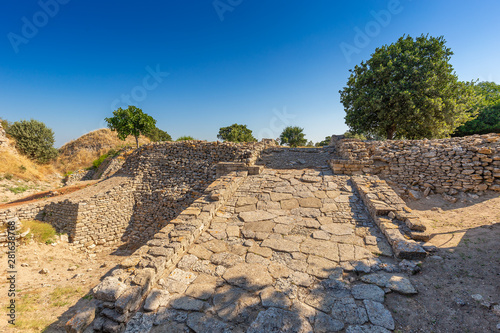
top-left (1, 0), bottom-right (499, 147)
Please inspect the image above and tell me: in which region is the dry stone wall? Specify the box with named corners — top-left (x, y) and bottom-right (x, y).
top-left (0, 140), bottom-right (274, 248)
top-left (330, 134), bottom-right (500, 194)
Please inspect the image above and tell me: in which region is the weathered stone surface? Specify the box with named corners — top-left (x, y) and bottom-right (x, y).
top-left (188, 245), bottom-right (213, 260)
top-left (298, 197), bottom-right (322, 208)
top-left (65, 306), bottom-right (95, 333)
top-left (260, 287), bottom-right (292, 309)
top-left (203, 240), bottom-right (228, 253)
top-left (351, 284), bottom-right (385, 303)
top-left (93, 277), bottom-right (127, 302)
top-left (360, 273), bottom-right (417, 294)
top-left (239, 210), bottom-right (277, 222)
top-left (143, 289), bottom-right (171, 312)
top-left (236, 197), bottom-right (258, 207)
top-left (290, 271), bottom-right (314, 287)
top-left (261, 238), bottom-right (300, 253)
top-left (268, 262), bottom-right (291, 278)
top-left (321, 223), bottom-right (354, 236)
top-left (281, 199), bottom-right (300, 210)
top-left (248, 245), bottom-right (273, 258)
top-left (314, 311), bottom-right (344, 332)
top-left (270, 192), bottom-right (293, 201)
top-left (169, 268), bottom-right (197, 284)
top-left (306, 255), bottom-right (338, 278)
top-left (210, 252), bottom-right (244, 267)
top-left (124, 312), bottom-right (155, 333)
top-left (301, 239), bottom-right (340, 262)
top-left (186, 312), bottom-right (229, 333)
top-left (331, 297), bottom-right (368, 325)
top-left (247, 307), bottom-right (313, 333)
top-left (363, 300), bottom-right (395, 330)
top-left (115, 286), bottom-right (143, 314)
top-left (346, 325), bottom-right (391, 333)
top-left (169, 296), bottom-right (205, 311)
top-left (185, 282), bottom-right (216, 300)
top-left (223, 263), bottom-right (273, 291)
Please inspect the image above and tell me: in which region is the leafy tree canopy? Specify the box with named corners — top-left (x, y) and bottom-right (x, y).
top-left (453, 81), bottom-right (500, 136)
top-left (105, 106), bottom-right (156, 148)
top-left (147, 127), bottom-right (172, 142)
top-left (217, 124), bottom-right (256, 143)
top-left (176, 136), bottom-right (195, 141)
top-left (280, 126), bottom-right (307, 147)
top-left (315, 136), bottom-right (331, 147)
top-left (7, 119), bottom-right (58, 163)
top-left (340, 34), bottom-right (482, 140)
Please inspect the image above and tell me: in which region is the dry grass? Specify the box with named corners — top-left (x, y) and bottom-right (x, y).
top-left (54, 128), bottom-right (150, 174)
top-left (0, 150), bottom-right (58, 181)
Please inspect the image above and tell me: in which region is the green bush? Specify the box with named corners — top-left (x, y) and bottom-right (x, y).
top-left (147, 127), bottom-right (172, 142)
top-left (92, 149), bottom-right (119, 169)
top-left (6, 119), bottom-right (58, 163)
top-left (176, 136), bottom-right (195, 141)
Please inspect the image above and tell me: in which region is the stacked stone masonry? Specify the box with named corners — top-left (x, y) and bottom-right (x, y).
top-left (330, 133), bottom-right (500, 193)
top-left (0, 140), bottom-right (275, 248)
top-left (83, 163), bottom-right (419, 333)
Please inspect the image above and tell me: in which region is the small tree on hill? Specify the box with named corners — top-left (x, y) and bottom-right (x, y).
top-left (340, 34), bottom-right (482, 139)
top-left (105, 106), bottom-right (156, 148)
top-left (147, 127), bottom-right (172, 142)
top-left (280, 126), bottom-right (307, 147)
top-left (7, 119), bottom-right (58, 163)
top-left (217, 124), bottom-right (256, 143)
top-left (315, 136), bottom-right (331, 147)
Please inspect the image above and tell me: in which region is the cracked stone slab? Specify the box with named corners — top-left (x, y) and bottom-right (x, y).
top-left (222, 263), bottom-right (273, 291)
top-left (247, 307), bottom-right (313, 333)
top-left (239, 210), bottom-right (277, 222)
top-left (363, 300), bottom-right (395, 330)
top-left (360, 273), bottom-right (417, 294)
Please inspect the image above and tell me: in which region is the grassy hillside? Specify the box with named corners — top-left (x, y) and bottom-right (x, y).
top-left (55, 128), bottom-right (150, 174)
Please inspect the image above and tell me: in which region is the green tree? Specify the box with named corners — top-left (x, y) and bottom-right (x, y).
top-left (315, 136), bottom-right (331, 147)
top-left (280, 126), bottom-right (307, 147)
top-left (340, 34), bottom-right (482, 140)
top-left (147, 127), bottom-right (172, 142)
top-left (217, 124), bottom-right (256, 143)
top-left (105, 106), bottom-right (156, 148)
top-left (453, 81), bottom-right (500, 136)
top-left (7, 119), bottom-right (58, 163)
top-left (176, 136), bottom-right (195, 141)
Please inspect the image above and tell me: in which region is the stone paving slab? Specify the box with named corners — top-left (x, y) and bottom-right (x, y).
top-left (121, 166), bottom-right (416, 332)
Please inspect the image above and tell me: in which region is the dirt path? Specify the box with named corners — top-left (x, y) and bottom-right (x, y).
top-left (385, 192), bottom-right (500, 332)
top-left (0, 240), bottom-right (129, 332)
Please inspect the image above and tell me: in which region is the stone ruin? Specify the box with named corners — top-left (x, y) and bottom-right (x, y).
top-left (1, 134), bottom-right (499, 332)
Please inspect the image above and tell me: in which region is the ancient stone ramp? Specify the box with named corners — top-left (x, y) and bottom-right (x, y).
top-left (257, 147), bottom-right (336, 169)
top-left (118, 168), bottom-right (416, 332)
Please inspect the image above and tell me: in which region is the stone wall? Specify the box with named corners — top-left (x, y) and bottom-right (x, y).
top-left (84, 171), bottom-right (249, 332)
top-left (330, 134), bottom-right (500, 193)
top-left (0, 140), bottom-right (274, 248)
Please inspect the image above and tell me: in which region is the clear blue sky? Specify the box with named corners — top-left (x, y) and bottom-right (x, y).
top-left (1, 0), bottom-right (499, 147)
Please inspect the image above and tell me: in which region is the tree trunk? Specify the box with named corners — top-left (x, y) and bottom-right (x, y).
top-left (135, 136), bottom-right (139, 148)
top-left (386, 124), bottom-right (397, 140)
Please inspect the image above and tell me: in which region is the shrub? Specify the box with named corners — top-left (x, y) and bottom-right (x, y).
top-left (176, 136), bottom-right (195, 141)
top-left (7, 119), bottom-right (58, 163)
top-left (147, 127), bottom-right (172, 142)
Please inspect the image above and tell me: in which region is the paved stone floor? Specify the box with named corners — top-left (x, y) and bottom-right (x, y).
top-left (125, 150), bottom-right (418, 333)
